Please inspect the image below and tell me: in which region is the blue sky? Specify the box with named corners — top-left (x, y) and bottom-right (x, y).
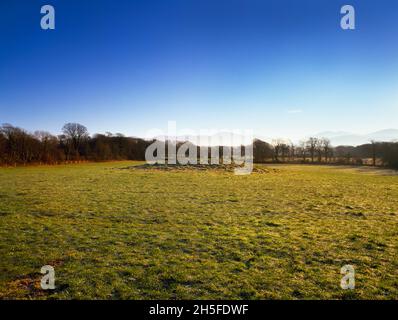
top-left (1, 0), bottom-right (398, 140)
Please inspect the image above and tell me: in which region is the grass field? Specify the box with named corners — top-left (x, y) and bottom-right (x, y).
top-left (0, 162), bottom-right (397, 299)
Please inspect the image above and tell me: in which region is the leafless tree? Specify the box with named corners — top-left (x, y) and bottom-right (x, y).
top-left (272, 139), bottom-right (287, 162)
top-left (306, 137), bottom-right (318, 163)
top-left (321, 138), bottom-right (331, 163)
top-left (34, 131), bottom-right (59, 163)
top-left (289, 142), bottom-right (295, 161)
top-left (62, 123), bottom-right (89, 160)
top-left (298, 140), bottom-right (307, 162)
top-left (281, 143), bottom-right (289, 162)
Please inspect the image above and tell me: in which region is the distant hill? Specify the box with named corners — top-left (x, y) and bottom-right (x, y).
top-left (153, 129), bottom-right (398, 147)
top-left (155, 132), bottom-right (253, 146)
top-left (314, 129), bottom-right (398, 146)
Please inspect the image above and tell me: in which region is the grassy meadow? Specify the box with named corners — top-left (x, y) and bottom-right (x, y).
top-left (0, 162), bottom-right (397, 299)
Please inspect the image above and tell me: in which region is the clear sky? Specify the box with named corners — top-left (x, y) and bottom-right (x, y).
top-left (1, 0), bottom-right (398, 140)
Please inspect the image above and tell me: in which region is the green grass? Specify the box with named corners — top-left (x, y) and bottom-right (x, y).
top-left (0, 162), bottom-right (397, 299)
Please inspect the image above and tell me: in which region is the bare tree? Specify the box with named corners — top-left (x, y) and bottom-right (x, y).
top-left (298, 140), bottom-right (307, 162)
top-left (272, 139), bottom-right (287, 162)
top-left (306, 137), bottom-right (318, 163)
top-left (0, 124), bottom-right (39, 165)
top-left (34, 131), bottom-right (59, 163)
top-left (281, 143), bottom-right (289, 162)
top-left (321, 138), bottom-right (331, 163)
top-left (289, 142), bottom-right (295, 161)
top-left (62, 123), bottom-right (89, 160)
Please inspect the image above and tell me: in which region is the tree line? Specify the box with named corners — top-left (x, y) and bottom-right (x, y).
top-left (253, 138), bottom-right (398, 168)
top-left (0, 123), bottom-right (150, 165)
top-left (1, 123), bottom-right (398, 169)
